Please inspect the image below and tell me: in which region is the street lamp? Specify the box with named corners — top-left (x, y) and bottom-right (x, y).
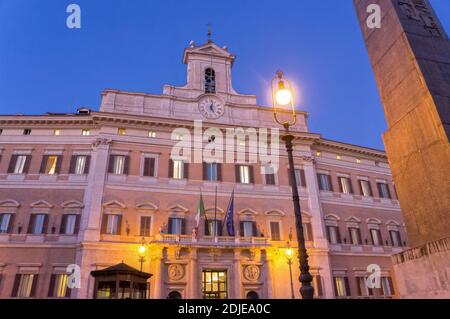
top-left (285, 229), bottom-right (295, 299)
top-left (138, 237), bottom-right (147, 272)
top-left (272, 70), bottom-right (314, 299)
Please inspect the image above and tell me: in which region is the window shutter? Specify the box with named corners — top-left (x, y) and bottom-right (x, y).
top-left (7, 155), bottom-right (18, 173)
top-left (315, 275), bottom-right (323, 297)
top-left (332, 278), bottom-right (338, 297)
top-left (344, 277), bottom-right (351, 297)
top-left (388, 277), bottom-right (395, 295)
top-left (84, 156), bottom-right (91, 174)
top-left (22, 155), bottom-right (32, 174)
top-left (338, 177), bottom-right (344, 193)
top-left (358, 180), bottom-right (364, 196)
top-left (306, 223), bottom-right (313, 241)
top-left (328, 175), bottom-right (334, 192)
top-left (149, 158), bottom-right (155, 177)
top-left (368, 182), bottom-right (373, 197)
top-left (39, 156), bottom-right (48, 174)
top-left (386, 184), bottom-right (392, 199)
top-left (59, 215), bottom-right (67, 234)
top-left (55, 156), bottom-right (63, 174)
top-left (217, 163), bottom-right (222, 181)
top-left (252, 221), bottom-right (257, 237)
top-left (27, 215), bottom-right (35, 234)
top-left (377, 183), bottom-right (382, 198)
top-left (249, 166), bottom-right (255, 184)
top-left (30, 274), bottom-right (39, 297)
top-left (168, 159), bottom-right (174, 178)
top-left (116, 215), bottom-right (122, 235)
top-left (11, 274), bottom-right (21, 297)
top-left (378, 230), bottom-right (383, 245)
top-left (74, 215), bottom-right (80, 234)
top-left (357, 228), bottom-right (362, 244)
top-left (123, 156), bottom-right (130, 175)
top-left (217, 221), bottom-right (223, 236)
top-left (100, 214), bottom-right (108, 234)
top-left (204, 220), bottom-right (210, 236)
top-left (42, 215), bottom-right (49, 234)
top-left (300, 169), bottom-right (307, 187)
top-left (108, 155), bottom-right (115, 173)
top-left (239, 222), bottom-right (244, 237)
top-left (168, 217), bottom-right (174, 234)
top-left (336, 227), bottom-right (342, 244)
top-left (181, 219), bottom-right (186, 234)
top-left (326, 226), bottom-right (331, 242)
top-left (202, 162), bottom-right (207, 180)
top-left (183, 162), bottom-right (189, 179)
top-left (143, 158), bottom-right (150, 177)
top-left (69, 156), bottom-right (77, 174)
top-left (235, 166), bottom-right (241, 183)
top-left (48, 274), bottom-right (56, 297)
top-left (7, 214), bottom-right (15, 234)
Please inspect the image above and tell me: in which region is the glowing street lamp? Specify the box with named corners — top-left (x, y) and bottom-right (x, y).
top-left (271, 71), bottom-right (314, 299)
top-left (138, 238), bottom-right (147, 272)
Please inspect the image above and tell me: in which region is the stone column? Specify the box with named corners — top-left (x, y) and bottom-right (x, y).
top-left (233, 250), bottom-right (242, 299)
top-left (152, 248), bottom-right (165, 299)
top-left (264, 250), bottom-right (274, 299)
top-left (189, 248), bottom-right (199, 299)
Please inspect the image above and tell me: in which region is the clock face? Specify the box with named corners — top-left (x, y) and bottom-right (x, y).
top-left (198, 96), bottom-right (225, 119)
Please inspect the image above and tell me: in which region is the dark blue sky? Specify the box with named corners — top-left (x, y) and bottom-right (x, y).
top-left (1, 1), bottom-right (449, 150)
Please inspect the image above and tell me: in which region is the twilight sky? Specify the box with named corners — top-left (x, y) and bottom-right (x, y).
top-left (0, 0), bottom-right (449, 150)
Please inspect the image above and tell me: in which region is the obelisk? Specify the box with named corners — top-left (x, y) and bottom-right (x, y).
top-left (353, 0), bottom-right (450, 298)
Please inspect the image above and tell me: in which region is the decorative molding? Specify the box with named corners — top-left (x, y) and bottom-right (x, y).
top-left (102, 200), bottom-right (126, 209)
top-left (0, 199), bottom-right (20, 208)
top-left (30, 200), bottom-right (53, 208)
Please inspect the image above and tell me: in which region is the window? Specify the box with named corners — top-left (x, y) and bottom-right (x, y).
top-left (143, 157), bottom-right (156, 177)
top-left (97, 281), bottom-right (116, 299)
top-left (60, 214), bottom-right (79, 235)
top-left (48, 274), bottom-right (69, 298)
top-left (270, 221), bottom-right (281, 241)
top-left (140, 216), bottom-right (152, 237)
top-left (53, 129), bottom-right (60, 136)
top-left (102, 214), bottom-right (121, 235)
top-left (240, 221), bottom-right (257, 237)
top-left (0, 128), bottom-right (3, 135)
top-left (333, 277), bottom-right (350, 298)
top-left (389, 230), bottom-right (402, 247)
top-left (23, 129), bottom-right (32, 135)
top-left (359, 180), bottom-right (372, 197)
top-left (11, 155), bottom-right (29, 174)
top-left (370, 228), bottom-right (382, 246)
top-left (338, 177), bottom-right (353, 194)
top-left (294, 169), bottom-right (306, 187)
top-left (12, 274), bottom-right (37, 298)
top-left (204, 162), bottom-right (219, 181)
top-left (377, 182), bottom-right (391, 199)
top-left (0, 213), bottom-right (13, 233)
top-left (202, 270), bottom-right (227, 299)
top-left (109, 155), bottom-right (128, 175)
top-left (148, 131), bottom-right (156, 138)
top-left (40, 155), bottom-right (60, 175)
top-left (356, 158), bottom-right (361, 164)
top-left (28, 214), bottom-right (47, 235)
top-left (70, 155), bottom-right (90, 175)
top-left (174, 133), bottom-right (184, 141)
top-left (237, 165), bottom-right (253, 184)
top-left (313, 276), bottom-right (323, 298)
top-left (205, 220), bottom-right (222, 236)
top-left (336, 155), bottom-right (342, 160)
top-left (326, 226), bottom-right (341, 244)
top-left (380, 277), bottom-right (395, 297)
top-left (348, 227), bottom-right (362, 245)
top-left (81, 129), bottom-right (90, 136)
top-left (172, 160), bottom-right (185, 179)
top-left (317, 174), bottom-right (332, 191)
top-left (168, 217), bottom-right (185, 235)
top-left (118, 128), bottom-right (126, 136)
top-left (204, 68), bottom-right (216, 94)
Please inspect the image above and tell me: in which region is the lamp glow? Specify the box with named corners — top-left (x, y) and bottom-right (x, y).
top-left (276, 88), bottom-right (293, 106)
top-left (286, 247), bottom-right (293, 258)
top-left (138, 243), bottom-right (146, 257)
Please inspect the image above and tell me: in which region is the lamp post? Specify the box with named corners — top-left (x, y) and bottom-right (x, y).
top-left (285, 229), bottom-right (295, 299)
top-left (138, 237), bottom-right (147, 272)
top-left (271, 70), bottom-right (314, 299)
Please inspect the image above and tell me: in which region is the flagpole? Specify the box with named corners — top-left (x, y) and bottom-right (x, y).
top-left (214, 186), bottom-right (218, 238)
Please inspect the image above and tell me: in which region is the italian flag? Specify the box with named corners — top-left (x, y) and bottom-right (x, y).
top-left (194, 193), bottom-right (206, 239)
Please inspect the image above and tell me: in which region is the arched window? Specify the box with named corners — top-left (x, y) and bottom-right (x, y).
top-left (205, 68), bottom-right (216, 93)
top-left (167, 291), bottom-right (182, 299)
top-left (246, 291), bottom-right (259, 299)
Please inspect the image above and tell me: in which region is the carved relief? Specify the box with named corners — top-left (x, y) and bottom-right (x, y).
top-left (398, 0), bottom-right (442, 37)
top-left (168, 264), bottom-right (185, 281)
top-left (243, 265), bottom-right (260, 282)
top-left (92, 138), bottom-right (112, 149)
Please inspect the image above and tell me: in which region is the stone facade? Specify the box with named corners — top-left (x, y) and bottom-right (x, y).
top-left (353, 0), bottom-right (450, 298)
top-left (0, 41), bottom-right (406, 299)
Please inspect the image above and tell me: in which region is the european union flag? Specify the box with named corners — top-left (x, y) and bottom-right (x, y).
top-left (224, 190), bottom-right (235, 236)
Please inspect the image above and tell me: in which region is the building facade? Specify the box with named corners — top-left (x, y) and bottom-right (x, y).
top-left (0, 40), bottom-right (407, 299)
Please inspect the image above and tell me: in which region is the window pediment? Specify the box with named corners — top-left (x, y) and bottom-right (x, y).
top-left (30, 200), bottom-right (53, 209)
top-left (136, 202), bottom-right (159, 211)
top-left (0, 199), bottom-right (20, 208)
top-left (102, 200), bottom-right (126, 209)
top-left (61, 200), bottom-right (84, 209)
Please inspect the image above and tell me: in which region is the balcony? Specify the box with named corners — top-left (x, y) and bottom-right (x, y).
top-left (153, 234), bottom-right (270, 247)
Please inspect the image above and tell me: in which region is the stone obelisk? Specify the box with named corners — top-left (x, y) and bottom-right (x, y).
top-left (353, 0), bottom-right (450, 298)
